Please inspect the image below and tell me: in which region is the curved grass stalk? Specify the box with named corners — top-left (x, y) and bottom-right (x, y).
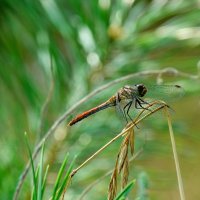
top-left (164, 107), bottom-right (185, 200)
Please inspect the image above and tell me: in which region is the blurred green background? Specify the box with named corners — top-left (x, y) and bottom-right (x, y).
top-left (0, 0), bottom-right (200, 199)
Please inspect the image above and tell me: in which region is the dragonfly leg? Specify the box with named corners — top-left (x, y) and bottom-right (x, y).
top-left (137, 97), bottom-right (150, 105)
top-left (122, 104), bottom-right (129, 124)
top-left (124, 100), bottom-right (140, 128)
top-left (124, 101), bottom-right (133, 122)
top-left (135, 99), bottom-right (151, 111)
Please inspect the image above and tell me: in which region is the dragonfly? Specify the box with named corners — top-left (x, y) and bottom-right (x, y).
top-left (68, 84), bottom-right (183, 126)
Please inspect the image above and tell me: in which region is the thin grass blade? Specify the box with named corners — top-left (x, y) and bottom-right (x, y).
top-left (114, 179), bottom-right (136, 200)
top-left (55, 157), bottom-right (76, 200)
top-left (32, 167), bottom-right (39, 200)
top-left (52, 153), bottom-right (69, 200)
top-left (24, 132), bottom-right (37, 200)
top-left (42, 165), bottom-right (49, 199)
top-left (37, 141), bottom-right (45, 200)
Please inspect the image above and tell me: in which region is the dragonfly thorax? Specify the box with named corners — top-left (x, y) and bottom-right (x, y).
top-left (118, 84), bottom-right (147, 101)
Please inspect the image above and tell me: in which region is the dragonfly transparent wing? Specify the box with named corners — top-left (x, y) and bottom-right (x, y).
top-left (115, 93), bottom-right (127, 124)
top-left (142, 84), bottom-right (185, 103)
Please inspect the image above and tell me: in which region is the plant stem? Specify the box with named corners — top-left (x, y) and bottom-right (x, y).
top-left (165, 107), bottom-right (185, 200)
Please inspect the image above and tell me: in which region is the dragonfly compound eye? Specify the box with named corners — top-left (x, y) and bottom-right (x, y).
top-left (137, 84), bottom-right (147, 97)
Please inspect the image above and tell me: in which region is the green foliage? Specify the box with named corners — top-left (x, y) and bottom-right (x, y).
top-left (52, 154), bottom-right (70, 199)
top-left (52, 155), bottom-right (75, 200)
top-left (25, 134), bottom-right (75, 200)
top-left (25, 133), bottom-right (47, 200)
top-left (25, 132), bottom-right (38, 200)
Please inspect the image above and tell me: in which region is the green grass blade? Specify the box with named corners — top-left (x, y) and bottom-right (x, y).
top-left (24, 132), bottom-right (37, 200)
top-left (37, 141), bottom-right (45, 200)
top-left (32, 166), bottom-right (39, 200)
top-left (52, 153), bottom-right (69, 200)
top-left (42, 164), bottom-right (49, 199)
top-left (114, 180), bottom-right (136, 200)
top-left (55, 157), bottom-right (76, 200)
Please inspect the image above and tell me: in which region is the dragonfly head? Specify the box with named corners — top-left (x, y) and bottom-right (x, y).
top-left (136, 84), bottom-right (147, 97)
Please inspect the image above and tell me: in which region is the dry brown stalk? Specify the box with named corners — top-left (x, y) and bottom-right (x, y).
top-left (108, 125), bottom-right (133, 200)
top-left (121, 156), bottom-right (129, 189)
top-left (108, 161), bottom-right (119, 200)
top-left (78, 149), bottom-right (143, 200)
top-left (118, 135), bottom-right (129, 173)
top-left (108, 101), bottom-right (168, 200)
top-left (120, 128), bottom-right (134, 188)
top-left (129, 128), bottom-right (134, 155)
top-left (164, 107), bottom-right (185, 200)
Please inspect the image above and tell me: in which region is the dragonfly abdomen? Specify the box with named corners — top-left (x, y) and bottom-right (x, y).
top-left (68, 98), bottom-right (115, 126)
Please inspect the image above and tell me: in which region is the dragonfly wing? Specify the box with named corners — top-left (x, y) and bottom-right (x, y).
top-left (143, 84), bottom-right (185, 103)
top-left (115, 93), bottom-right (125, 120)
top-left (115, 92), bottom-right (132, 124)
